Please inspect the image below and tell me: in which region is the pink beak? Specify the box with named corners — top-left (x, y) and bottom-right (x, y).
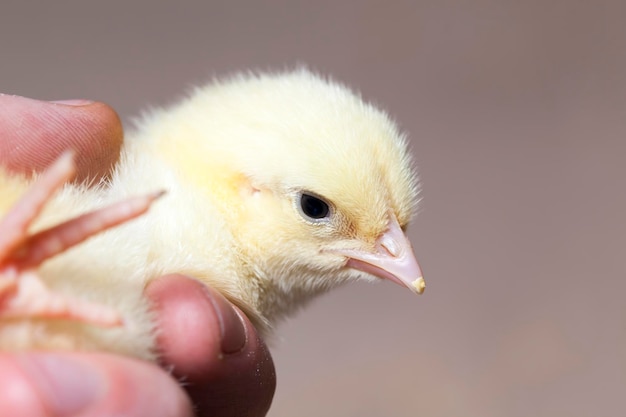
top-left (334, 216), bottom-right (425, 294)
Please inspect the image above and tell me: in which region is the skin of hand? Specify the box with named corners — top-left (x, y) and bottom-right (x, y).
top-left (0, 95), bottom-right (276, 417)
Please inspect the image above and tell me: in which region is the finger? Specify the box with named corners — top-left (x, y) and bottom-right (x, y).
top-left (0, 352), bottom-right (193, 417)
top-left (147, 275), bottom-right (276, 417)
top-left (0, 94), bottom-right (123, 183)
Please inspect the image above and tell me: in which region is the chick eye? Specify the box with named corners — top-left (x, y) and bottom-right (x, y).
top-left (299, 193), bottom-right (330, 220)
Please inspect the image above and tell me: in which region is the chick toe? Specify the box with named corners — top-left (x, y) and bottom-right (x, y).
top-left (0, 153), bottom-right (161, 327)
top-left (0, 270), bottom-right (122, 326)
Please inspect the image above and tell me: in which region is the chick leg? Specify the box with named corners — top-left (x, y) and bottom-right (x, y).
top-left (0, 152), bottom-right (163, 327)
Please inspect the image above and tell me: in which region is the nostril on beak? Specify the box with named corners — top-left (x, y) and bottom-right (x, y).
top-left (379, 235), bottom-right (401, 257)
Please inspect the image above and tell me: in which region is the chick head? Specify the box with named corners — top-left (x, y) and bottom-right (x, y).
top-left (147, 69), bottom-right (423, 324)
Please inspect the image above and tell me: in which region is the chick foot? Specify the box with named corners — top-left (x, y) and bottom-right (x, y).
top-left (0, 152), bottom-right (163, 327)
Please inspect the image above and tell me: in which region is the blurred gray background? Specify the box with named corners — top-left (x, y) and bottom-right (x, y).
top-left (2, 1), bottom-right (625, 416)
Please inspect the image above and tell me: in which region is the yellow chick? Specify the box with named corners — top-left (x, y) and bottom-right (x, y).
top-left (0, 69), bottom-right (424, 361)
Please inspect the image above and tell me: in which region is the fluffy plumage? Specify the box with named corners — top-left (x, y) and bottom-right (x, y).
top-left (0, 69), bottom-right (423, 360)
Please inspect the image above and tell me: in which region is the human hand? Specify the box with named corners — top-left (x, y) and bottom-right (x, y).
top-left (0, 95), bottom-right (276, 417)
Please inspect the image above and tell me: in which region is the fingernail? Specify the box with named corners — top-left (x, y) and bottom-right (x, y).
top-left (50, 99), bottom-right (94, 106)
top-left (18, 354), bottom-right (103, 416)
top-left (204, 288), bottom-right (247, 354)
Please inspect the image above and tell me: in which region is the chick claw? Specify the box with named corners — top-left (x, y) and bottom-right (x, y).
top-left (0, 152), bottom-right (163, 327)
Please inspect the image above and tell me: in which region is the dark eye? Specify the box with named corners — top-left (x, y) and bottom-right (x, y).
top-left (300, 193), bottom-right (330, 220)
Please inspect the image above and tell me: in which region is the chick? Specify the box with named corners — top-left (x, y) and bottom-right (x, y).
top-left (0, 69), bottom-right (424, 360)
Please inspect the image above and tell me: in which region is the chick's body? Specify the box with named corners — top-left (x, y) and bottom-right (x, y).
top-left (0, 70), bottom-right (421, 360)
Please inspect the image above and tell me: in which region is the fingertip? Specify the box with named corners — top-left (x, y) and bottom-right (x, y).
top-left (146, 275), bottom-right (276, 417)
top-left (0, 353), bottom-right (194, 417)
top-left (0, 95), bottom-right (123, 182)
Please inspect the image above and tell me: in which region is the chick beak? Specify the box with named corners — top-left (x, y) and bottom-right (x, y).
top-left (336, 216), bottom-right (425, 295)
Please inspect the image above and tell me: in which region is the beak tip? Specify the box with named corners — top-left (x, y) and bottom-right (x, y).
top-left (412, 277), bottom-right (426, 295)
